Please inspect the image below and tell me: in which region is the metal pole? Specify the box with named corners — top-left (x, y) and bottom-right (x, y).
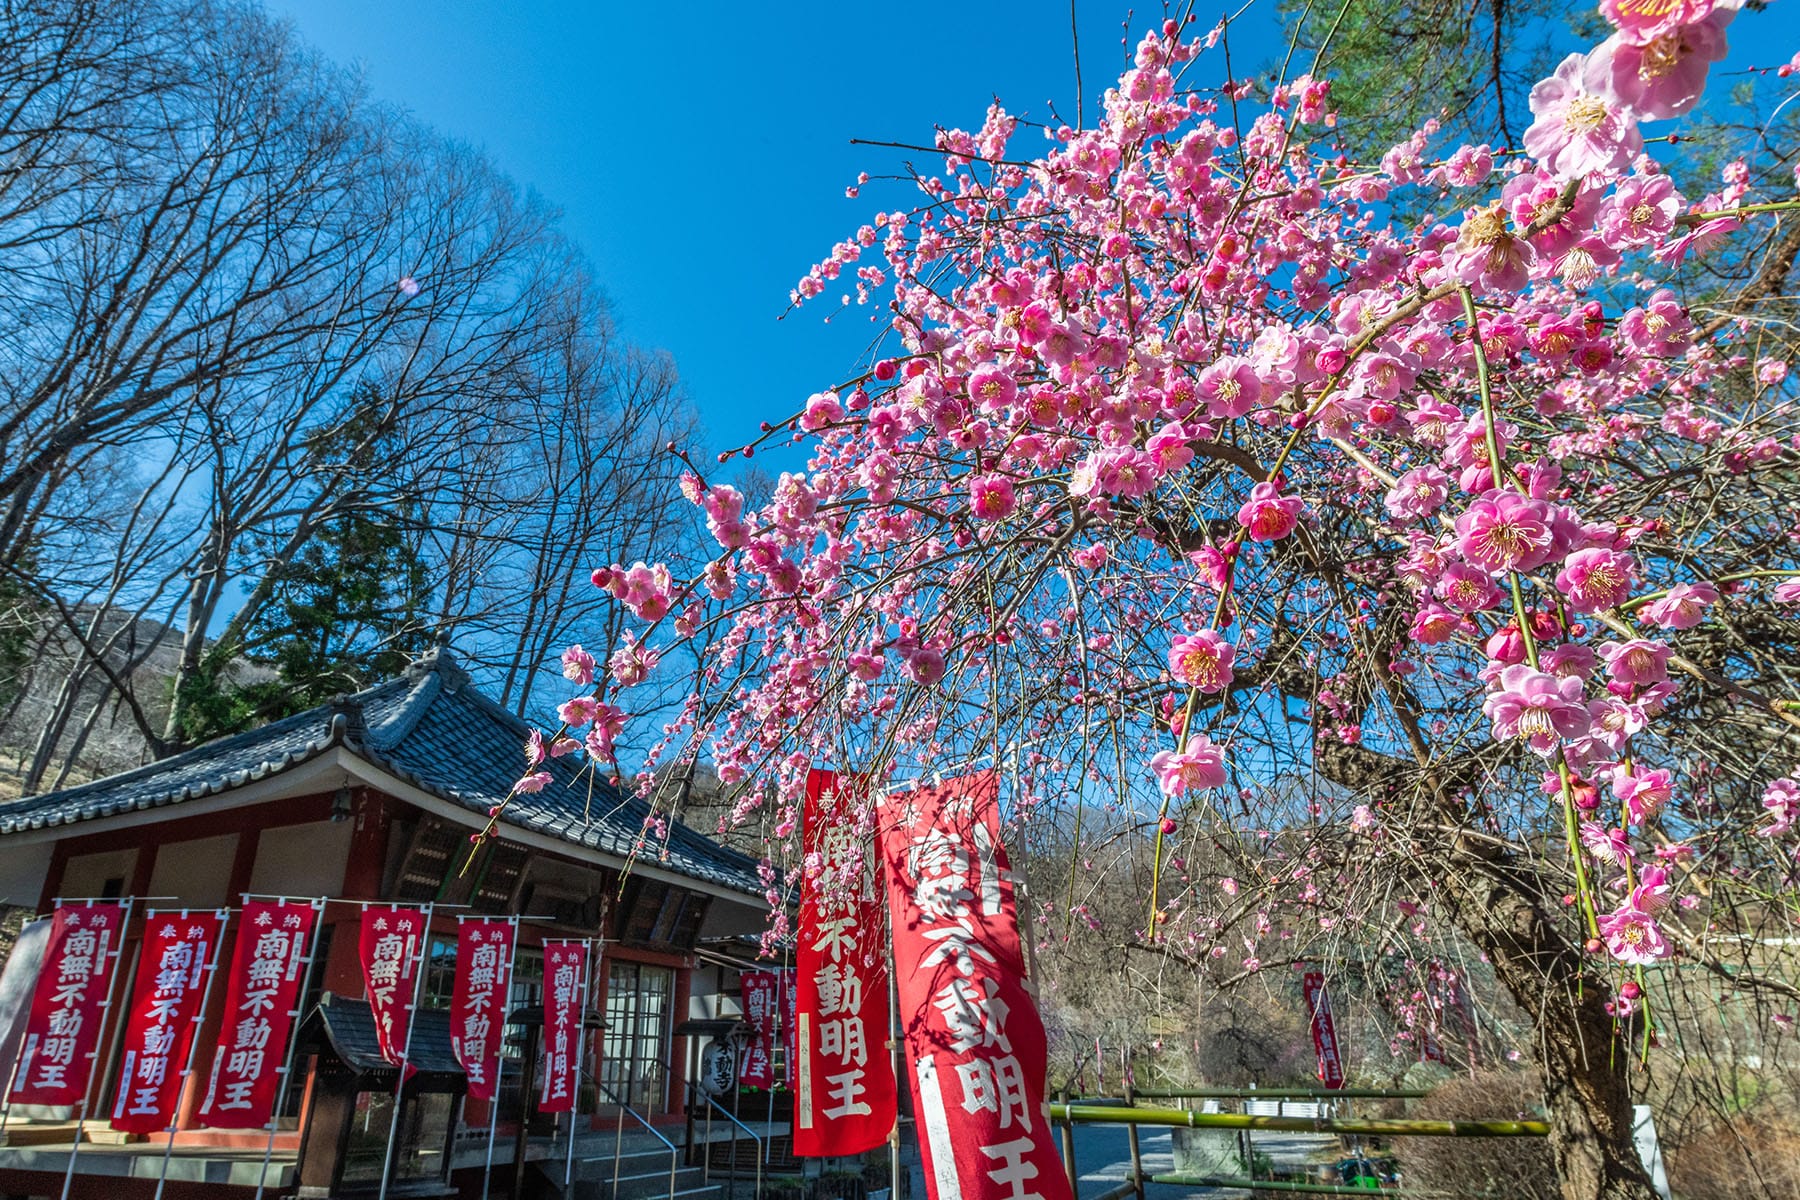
top-left (153, 909), bottom-right (229, 1200)
top-left (479, 916), bottom-right (518, 1200)
top-left (62, 897), bottom-right (134, 1200)
top-left (255, 898), bottom-right (325, 1200)
top-left (887, 960), bottom-right (900, 1200)
top-left (481, 1043), bottom-right (505, 1198)
top-left (1056, 1088), bottom-right (1078, 1200)
top-left (1123, 1066), bottom-right (1144, 1200)
top-left (563, 940), bottom-right (591, 1191)
top-left (377, 903), bottom-right (435, 1200)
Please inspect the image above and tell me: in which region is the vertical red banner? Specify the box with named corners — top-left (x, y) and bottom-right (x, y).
top-left (879, 770), bottom-right (1072, 1200)
top-left (358, 905), bottom-right (428, 1070)
top-left (8, 900), bottom-right (128, 1106)
top-left (539, 940), bottom-right (587, 1113)
top-left (451, 918), bottom-right (516, 1101)
top-left (795, 768), bottom-right (896, 1157)
top-left (1302, 971), bottom-right (1345, 1090)
top-left (737, 969), bottom-right (780, 1089)
top-left (198, 899), bottom-right (319, 1128)
top-left (110, 910), bottom-right (224, 1133)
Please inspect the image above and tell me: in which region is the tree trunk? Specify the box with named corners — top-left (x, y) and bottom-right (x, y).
top-left (1436, 848), bottom-right (1659, 1200)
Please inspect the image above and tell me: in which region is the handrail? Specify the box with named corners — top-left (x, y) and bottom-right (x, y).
top-left (590, 1079), bottom-right (681, 1200)
top-left (701, 1092), bottom-right (767, 1160)
top-left (689, 1084), bottom-right (764, 1200)
top-left (591, 1081), bottom-right (681, 1154)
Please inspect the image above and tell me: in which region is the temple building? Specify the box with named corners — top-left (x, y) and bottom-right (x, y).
top-left (0, 646), bottom-right (784, 1198)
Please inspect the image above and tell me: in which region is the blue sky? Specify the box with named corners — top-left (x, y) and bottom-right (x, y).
top-left (268, 2), bottom-right (1295, 456)
top-left (270, 2), bottom-right (1798, 463)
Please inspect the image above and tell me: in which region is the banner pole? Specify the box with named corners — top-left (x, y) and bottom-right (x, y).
top-left (563, 939), bottom-right (591, 1191)
top-left (887, 934), bottom-right (901, 1200)
top-left (152, 908), bottom-right (229, 1200)
top-left (62, 897), bottom-right (134, 1200)
top-left (480, 916), bottom-right (518, 1200)
top-left (377, 903), bottom-right (435, 1200)
top-left (254, 897), bottom-right (326, 1200)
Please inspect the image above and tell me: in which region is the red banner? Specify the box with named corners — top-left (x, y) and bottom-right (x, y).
top-left (879, 771), bottom-right (1072, 1200)
top-left (539, 940), bottom-right (587, 1113)
top-left (198, 899), bottom-right (319, 1128)
top-left (1302, 971), bottom-right (1345, 1090)
top-left (358, 905), bottom-right (428, 1071)
top-left (8, 901), bottom-right (128, 1106)
top-left (795, 768), bottom-right (896, 1157)
top-left (109, 910), bottom-right (224, 1132)
top-left (738, 969), bottom-right (781, 1089)
top-left (451, 918), bottom-right (515, 1101)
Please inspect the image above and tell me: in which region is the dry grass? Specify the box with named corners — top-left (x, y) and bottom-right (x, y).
top-left (1667, 1104), bottom-right (1800, 1200)
top-left (1392, 1070), bottom-right (1558, 1200)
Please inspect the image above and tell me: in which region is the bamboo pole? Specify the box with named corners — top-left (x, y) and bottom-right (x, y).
top-left (1048, 1103), bottom-right (1548, 1137)
top-left (1128, 1087), bottom-right (1430, 1100)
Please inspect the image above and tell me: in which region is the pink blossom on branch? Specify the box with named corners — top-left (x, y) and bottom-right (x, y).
top-left (1484, 665), bottom-right (1590, 756)
top-left (1522, 51), bottom-right (1643, 179)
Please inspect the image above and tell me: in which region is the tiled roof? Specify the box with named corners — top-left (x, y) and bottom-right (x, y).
top-left (0, 647), bottom-right (764, 897)
top-left (301, 996), bottom-right (463, 1077)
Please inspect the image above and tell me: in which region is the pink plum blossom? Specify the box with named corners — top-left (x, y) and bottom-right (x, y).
top-left (1169, 630), bottom-right (1236, 693)
top-left (1601, 905), bottom-right (1670, 965)
top-left (1600, 0), bottom-right (1718, 46)
top-left (1613, 767), bottom-right (1674, 824)
top-left (1384, 466), bottom-right (1450, 520)
top-left (1638, 580), bottom-right (1718, 629)
top-left (1197, 357), bottom-right (1262, 418)
top-left (1599, 639), bottom-right (1671, 687)
top-left (1556, 547), bottom-right (1638, 613)
top-left (1484, 664), bottom-right (1589, 755)
top-left (561, 645), bottom-right (596, 685)
top-left (1151, 736), bottom-right (1229, 794)
top-left (1523, 52), bottom-right (1643, 179)
top-left (1761, 778), bottom-right (1800, 837)
top-left (1596, 11), bottom-right (1731, 121)
top-left (1237, 482), bottom-right (1302, 542)
top-left (969, 473), bottom-right (1018, 521)
top-left (1455, 491), bottom-right (1559, 573)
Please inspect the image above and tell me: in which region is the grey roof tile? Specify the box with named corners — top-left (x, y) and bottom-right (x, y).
top-left (0, 649), bottom-right (763, 897)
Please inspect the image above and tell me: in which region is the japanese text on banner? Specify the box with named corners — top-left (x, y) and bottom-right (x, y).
top-left (451, 919), bottom-right (516, 1101)
top-left (879, 771), bottom-right (1072, 1200)
top-left (737, 969), bottom-right (783, 1089)
top-left (538, 941), bottom-right (587, 1113)
top-left (9, 901), bottom-right (128, 1107)
top-left (198, 900), bottom-right (318, 1128)
top-left (110, 910), bottom-right (225, 1133)
top-left (794, 768), bottom-right (896, 1158)
top-left (1302, 971), bottom-right (1345, 1090)
top-left (357, 905), bottom-right (427, 1072)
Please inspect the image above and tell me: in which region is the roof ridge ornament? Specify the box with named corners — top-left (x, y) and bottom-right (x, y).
top-left (405, 632), bottom-right (469, 691)
top-left (326, 694), bottom-right (367, 746)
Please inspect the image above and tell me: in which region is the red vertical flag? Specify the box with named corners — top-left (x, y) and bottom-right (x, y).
top-left (539, 940), bottom-right (587, 1113)
top-left (110, 910), bottom-right (224, 1133)
top-left (198, 899), bottom-right (319, 1128)
top-left (879, 771), bottom-right (1072, 1200)
top-left (9, 900), bottom-right (128, 1106)
top-left (1302, 971), bottom-right (1345, 1090)
top-left (795, 768), bottom-right (896, 1157)
top-left (451, 918), bottom-right (516, 1101)
top-left (358, 905), bottom-right (428, 1071)
top-left (737, 969), bottom-right (780, 1089)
